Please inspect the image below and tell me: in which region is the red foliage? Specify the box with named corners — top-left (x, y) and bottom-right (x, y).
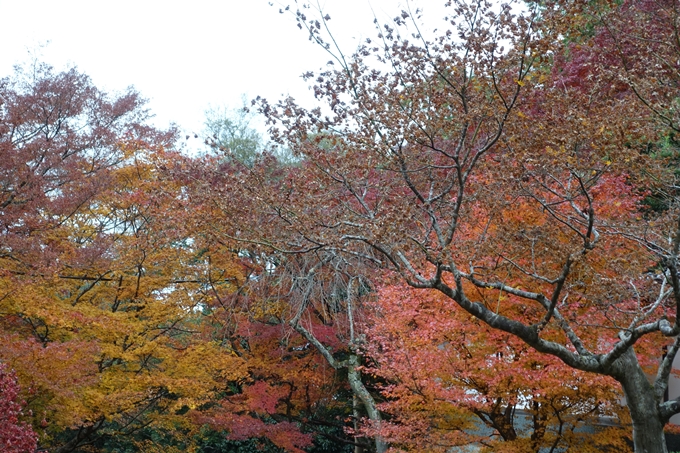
top-left (0, 363), bottom-right (38, 453)
top-left (0, 62), bottom-right (173, 273)
top-left (362, 284), bottom-right (631, 451)
top-left (189, 288), bottom-right (349, 451)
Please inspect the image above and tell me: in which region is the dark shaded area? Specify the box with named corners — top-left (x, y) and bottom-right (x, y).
top-left (666, 432), bottom-right (680, 452)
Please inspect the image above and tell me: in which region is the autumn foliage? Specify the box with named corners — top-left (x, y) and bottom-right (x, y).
top-left (237, 1), bottom-right (680, 452)
top-left (0, 363), bottom-right (38, 453)
top-left (0, 63), bottom-right (251, 452)
top-left (8, 1), bottom-right (680, 452)
top-left (364, 283), bottom-right (631, 452)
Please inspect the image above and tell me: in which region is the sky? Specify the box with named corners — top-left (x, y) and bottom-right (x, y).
top-left (0, 0), bottom-right (446, 138)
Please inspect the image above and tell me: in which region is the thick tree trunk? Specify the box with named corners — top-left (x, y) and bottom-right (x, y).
top-left (615, 348), bottom-right (668, 453)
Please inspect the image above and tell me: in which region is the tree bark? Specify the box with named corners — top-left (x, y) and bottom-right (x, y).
top-left (614, 348), bottom-right (668, 453)
top-left (353, 394), bottom-right (365, 453)
top-left (291, 319), bottom-right (387, 452)
top-left (348, 354), bottom-right (387, 453)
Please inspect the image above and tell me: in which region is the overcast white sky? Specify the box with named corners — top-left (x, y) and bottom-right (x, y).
top-left (0, 1), bottom-right (449, 138)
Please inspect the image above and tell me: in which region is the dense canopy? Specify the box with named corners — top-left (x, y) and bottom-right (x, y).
top-left (4, 1), bottom-right (680, 453)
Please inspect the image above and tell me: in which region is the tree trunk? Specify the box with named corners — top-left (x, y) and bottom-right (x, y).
top-left (614, 348), bottom-right (668, 453)
top-left (348, 354), bottom-right (387, 453)
top-left (290, 321), bottom-right (386, 452)
top-left (353, 394), bottom-right (365, 453)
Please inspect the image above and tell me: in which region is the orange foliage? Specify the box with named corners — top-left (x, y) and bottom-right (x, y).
top-left (364, 283), bottom-right (631, 452)
top-left (0, 64), bottom-right (249, 451)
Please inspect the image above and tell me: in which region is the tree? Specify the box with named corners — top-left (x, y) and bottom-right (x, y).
top-left (209, 1), bottom-right (680, 451)
top-left (204, 102), bottom-right (265, 166)
top-left (177, 154), bottom-right (375, 452)
top-left (0, 62), bottom-right (250, 452)
top-left (203, 99), bottom-right (298, 168)
top-left (0, 363), bottom-right (38, 453)
top-left (364, 282), bottom-right (631, 452)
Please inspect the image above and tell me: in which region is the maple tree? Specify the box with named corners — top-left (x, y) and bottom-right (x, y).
top-left (190, 314), bottom-right (347, 453)
top-left (12, 0), bottom-right (680, 451)
top-left (185, 148), bottom-right (394, 450)
top-left (197, 0), bottom-right (680, 451)
top-left (0, 62), bottom-right (251, 452)
top-left (177, 150), bottom-right (370, 452)
top-left (364, 282), bottom-right (631, 452)
top-left (0, 362), bottom-right (38, 453)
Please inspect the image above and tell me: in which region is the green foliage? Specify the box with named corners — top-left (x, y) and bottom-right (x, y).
top-left (641, 133), bottom-right (680, 214)
top-left (197, 429), bottom-right (284, 453)
top-left (204, 102), bottom-right (264, 166)
top-left (303, 423), bottom-right (355, 453)
top-left (203, 99), bottom-right (297, 166)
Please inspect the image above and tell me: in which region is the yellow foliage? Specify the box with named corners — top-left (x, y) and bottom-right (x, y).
top-left (0, 144), bottom-right (249, 451)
